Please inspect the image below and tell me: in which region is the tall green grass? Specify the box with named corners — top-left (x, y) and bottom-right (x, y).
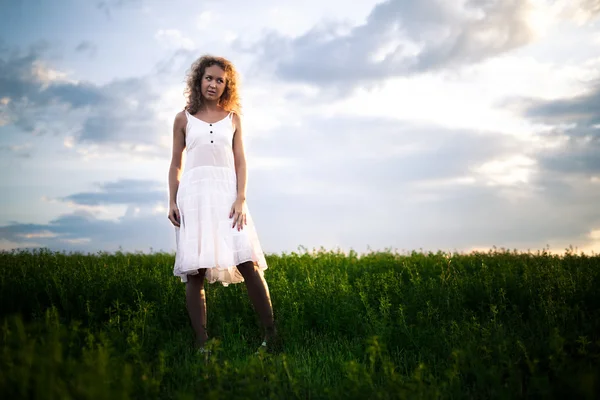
top-left (1, 248), bottom-right (599, 399)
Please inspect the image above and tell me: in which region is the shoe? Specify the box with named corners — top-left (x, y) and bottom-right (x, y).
top-left (197, 347), bottom-right (212, 355)
top-left (196, 346), bottom-right (212, 365)
top-left (254, 341), bottom-right (268, 355)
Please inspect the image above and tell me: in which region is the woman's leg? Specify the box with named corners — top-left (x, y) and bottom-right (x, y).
top-left (236, 261), bottom-right (276, 341)
top-left (186, 269), bottom-right (208, 348)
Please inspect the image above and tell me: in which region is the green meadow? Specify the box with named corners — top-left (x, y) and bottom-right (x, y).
top-left (1, 248), bottom-right (599, 399)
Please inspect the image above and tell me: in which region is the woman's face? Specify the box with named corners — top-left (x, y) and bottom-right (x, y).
top-left (201, 64), bottom-right (227, 102)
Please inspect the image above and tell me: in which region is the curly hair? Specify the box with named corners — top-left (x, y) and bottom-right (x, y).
top-left (184, 55), bottom-right (241, 116)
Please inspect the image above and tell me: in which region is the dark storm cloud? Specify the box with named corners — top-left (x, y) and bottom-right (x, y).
top-left (238, 0), bottom-right (540, 89)
top-left (62, 179), bottom-right (166, 206)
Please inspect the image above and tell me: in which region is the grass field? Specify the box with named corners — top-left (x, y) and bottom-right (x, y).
top-left (1, 247), bottom-right (599, 399)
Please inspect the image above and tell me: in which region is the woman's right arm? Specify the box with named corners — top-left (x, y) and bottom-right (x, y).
top-left (168, 111), bottom-right (187, 227)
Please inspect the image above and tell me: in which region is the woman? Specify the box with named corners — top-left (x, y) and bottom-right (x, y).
top-left (168, 55), bottom-right (276, 354)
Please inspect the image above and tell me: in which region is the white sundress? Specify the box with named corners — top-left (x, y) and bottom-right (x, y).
top-left (173, 109), bottom-right (268, 286)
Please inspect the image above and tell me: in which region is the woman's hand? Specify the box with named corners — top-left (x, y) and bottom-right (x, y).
top-left (168, 202), bottom-right (181, 227)
top-left (229, 197), bottom-right (247, 231)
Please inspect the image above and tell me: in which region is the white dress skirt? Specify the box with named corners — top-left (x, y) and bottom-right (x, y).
top-left (173, 110), bottom-right (268, 286)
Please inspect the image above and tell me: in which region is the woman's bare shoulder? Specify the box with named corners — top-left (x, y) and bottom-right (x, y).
top-left (231, 111), bottom-right (242, 128)
top-left (173, 110), bottom-right (188, 129)
top-left (175, 110), bottom-right (188, 122)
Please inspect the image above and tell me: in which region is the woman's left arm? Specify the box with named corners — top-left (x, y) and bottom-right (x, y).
top-left (230, 112), bottom-right (247, 230)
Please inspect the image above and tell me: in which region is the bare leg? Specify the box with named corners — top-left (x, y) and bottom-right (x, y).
top-left (236, 261), bottom-right (276, 342)
top-left (186, 269), bottom-right (208, 348)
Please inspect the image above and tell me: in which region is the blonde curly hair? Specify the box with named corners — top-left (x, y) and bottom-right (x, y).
top-left (184, 55), bottom-right (241, 115)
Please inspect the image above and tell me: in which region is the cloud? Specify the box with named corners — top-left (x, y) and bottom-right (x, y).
top-left (3, 0), bottom-right (599, 256)
top-left (2, 114), bottom-right (599, 255)
top-left (559, 0), bottom-right (600, 24)
top-left (237, 0), bottom-right (600, 93)
top-left (0, 211), bottom-right (174, 253)
top-left (581, 0), bottom-right (600, 14)
top-left (0, 143), bottom-right (33, 158)
top-left (524, 81), bottom-right (600, 134)
top-left (75, 77), bottom-right (170, 149)
top-left (97, 0), bottom-right (143, 19)
top-left (518, 79), bottom-right (600, 175)
top-left (152, 48), bottom-right (194, 76)
top-left (155, 29), bottom-right (195, 51)
top-left (237, 0), bottom-right (537, 90)
top-left (246, 167), bottom-right (600, 254)
top-left (0, 46), bottom-right (104, 109)
top-left (0, 178), bottom-right (172, 253)
top-left (62, 179), bottom-right (166, 206)
top-left (0, 44), bottom-right (173, 155)
top-left (0, 44), bottom-right (106, 134)
top-left (196, 11), bottom-right (214, 28)
top-left (75, 41), bottom-right (98, 57)
top-left (237, 110), bottom-right (600, 253)
top-left (248, 116), bottom-right (524, 196)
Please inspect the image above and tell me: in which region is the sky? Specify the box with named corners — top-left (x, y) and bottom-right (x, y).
top-left (0, 0), bottom-right (599, 256)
